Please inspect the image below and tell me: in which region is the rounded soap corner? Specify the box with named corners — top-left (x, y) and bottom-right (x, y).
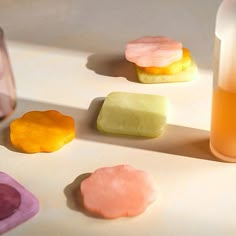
top-left (137, 75), bottom-right (147, 84)
top-left (135, 67), bottom-right (146, 84)
top-left (96, 120), bottom-right (104, 133)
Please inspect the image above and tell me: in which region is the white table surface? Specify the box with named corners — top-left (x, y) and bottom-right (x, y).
top-left (2, 0), bottom-right (235, 236)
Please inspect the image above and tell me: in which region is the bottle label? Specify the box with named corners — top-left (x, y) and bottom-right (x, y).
top-left (213, 35), bottom-right (221, 89)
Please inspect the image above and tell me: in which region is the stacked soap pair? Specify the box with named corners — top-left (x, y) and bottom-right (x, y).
top-left (125, 36), bottom-right (198, 83)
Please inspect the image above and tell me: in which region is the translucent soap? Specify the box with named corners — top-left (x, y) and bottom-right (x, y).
top-left (97, 92), bottom-right (169, 138)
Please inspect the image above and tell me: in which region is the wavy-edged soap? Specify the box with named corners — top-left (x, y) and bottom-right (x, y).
top-left (10, 110), bottom-right (75, 153)
top-left (97, 92), bottom-right (168, 138)
top-left (80, 165), bottom-right (157, 219)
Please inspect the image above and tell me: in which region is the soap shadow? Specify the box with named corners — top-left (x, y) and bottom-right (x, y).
top-left (0, 97), bottom-right (218, 162)
top-left (86, 53), bottom-right (138, 83)
top-left (64, 173), bottom-right (90, 212)
top-left (64, 173), bottom-right (104, 218)
top-left (0, 126), bottom-right (19, 153)
top-left (80, 97), bottom-right (218, 162)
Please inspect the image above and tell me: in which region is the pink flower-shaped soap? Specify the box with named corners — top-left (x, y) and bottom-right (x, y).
top-left (125, 36), bottom-right (183, 67)
top-left (80, 165), bottom-right (157, 219)
top-left (0, 172), bottom-right (39, 234)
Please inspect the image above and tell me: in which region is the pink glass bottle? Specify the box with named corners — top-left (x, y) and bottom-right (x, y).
top-left (0, 28), bottom-right (16, 120)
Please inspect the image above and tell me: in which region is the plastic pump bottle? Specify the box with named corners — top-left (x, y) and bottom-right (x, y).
top-left (210, 0), bottom-right (236, 162)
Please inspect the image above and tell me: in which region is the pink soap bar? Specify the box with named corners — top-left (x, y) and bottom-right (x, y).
top-left (80, 165), bottom-right (157, 219)
top-left (125, 36), bottom-right (183, 67)
top-left (0, 172), bottom-right (39, 234)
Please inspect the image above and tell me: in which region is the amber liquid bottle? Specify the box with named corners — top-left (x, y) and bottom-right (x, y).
top-left (0, 28), bottom-right (16, 120)
top-left (210, 0), bottom-right (236, 162)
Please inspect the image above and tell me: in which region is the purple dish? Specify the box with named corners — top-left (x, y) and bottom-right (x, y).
top-left (0, 172), bottom-right (39, 234)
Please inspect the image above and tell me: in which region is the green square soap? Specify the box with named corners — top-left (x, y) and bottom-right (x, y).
top-left (97, 92), bottom-right (168, 138)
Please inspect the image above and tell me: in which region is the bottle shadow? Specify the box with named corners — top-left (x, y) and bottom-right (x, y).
top-left (0, 97), bottom-right (218, 162)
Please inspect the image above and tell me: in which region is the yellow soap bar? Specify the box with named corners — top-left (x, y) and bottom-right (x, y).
top-left (97, 92), bottom-right (168, 138)
top-left (10, 110), bottom-right (75, 153)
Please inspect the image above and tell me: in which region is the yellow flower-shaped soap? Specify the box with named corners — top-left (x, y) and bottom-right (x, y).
top-left (10, 110), bottom-right (75, 153)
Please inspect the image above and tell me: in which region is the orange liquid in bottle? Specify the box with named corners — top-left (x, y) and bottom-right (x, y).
top-left (210, 86), bottom-right (236, 161)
